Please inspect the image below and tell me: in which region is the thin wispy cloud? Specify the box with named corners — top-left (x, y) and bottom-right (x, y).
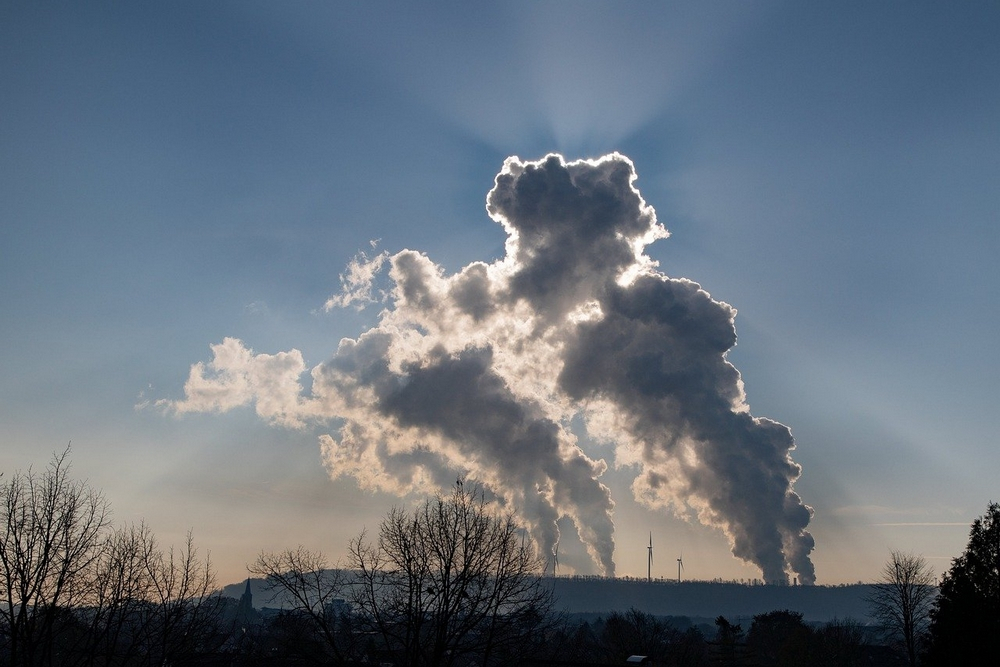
top-left (874, 523), bottom-right (969, 527)
top-left (323, 245), bottom-right (389, 311)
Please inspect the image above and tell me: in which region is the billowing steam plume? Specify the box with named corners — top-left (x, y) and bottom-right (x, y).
top-left (163, 153), bottom-right (815, 584)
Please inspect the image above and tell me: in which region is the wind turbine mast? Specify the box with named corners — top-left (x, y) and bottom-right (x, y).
top-left (677, 554), bottom-right (684, 583)
top-left (647, 533), bottom-right (653, 583)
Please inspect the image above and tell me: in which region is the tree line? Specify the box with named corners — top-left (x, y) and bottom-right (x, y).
top-left (865, 501), bottom-right (1000, 667)
top-left (0, 450), bottom-right (220, 666)
top-left (3, 450), bottom-right (999, 666)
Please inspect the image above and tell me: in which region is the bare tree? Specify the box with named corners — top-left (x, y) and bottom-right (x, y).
top-left (0, 448), bottom-right (112, 667)
top-left (814, 618), bottom-right (868, 667)
top-left (348, 482), bottom-right (555, 667)
top-left (250, 546), bottom-right (352, 663)
top-left (866, 550), bottom-right (937, 666)
top-left (599, 608), bottom-right (679, 664)
top-left (76, 522), bottom-right (159, 666)
top-left (140, 530), bottom-right (224, 665)
top-left (1, 451), bottom-right (226, 667)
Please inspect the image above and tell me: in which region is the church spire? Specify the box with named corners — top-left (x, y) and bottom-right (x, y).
top-left (236, 577), bottom-right (257, 625)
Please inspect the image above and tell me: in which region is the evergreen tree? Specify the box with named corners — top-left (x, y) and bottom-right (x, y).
top-left (925, 502), bottom-right (1000, 665)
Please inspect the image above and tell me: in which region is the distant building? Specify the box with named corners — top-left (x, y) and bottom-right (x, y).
top-left (235, 578), bottom-right (261, 627)
top-left (326, 597), bottom-right (351, 618)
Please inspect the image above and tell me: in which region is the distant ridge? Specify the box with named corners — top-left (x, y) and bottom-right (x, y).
top-left (221, 574), bottom-right (877, 624)
top-left (549, 577), bottom-right (875, 623)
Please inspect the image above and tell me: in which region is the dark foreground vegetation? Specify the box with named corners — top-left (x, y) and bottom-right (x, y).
top-left (2, 451), bottom-right (998, 666)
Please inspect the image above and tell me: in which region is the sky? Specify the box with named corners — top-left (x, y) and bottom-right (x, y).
top-left (2, 1), bottom-right (999, 588)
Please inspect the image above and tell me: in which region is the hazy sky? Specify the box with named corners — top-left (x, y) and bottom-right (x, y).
top-left (3, 1), bottom-right (998, 587)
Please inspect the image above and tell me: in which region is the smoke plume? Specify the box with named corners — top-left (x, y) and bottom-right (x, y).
top-left (163, 153), bottom-right (815, 584)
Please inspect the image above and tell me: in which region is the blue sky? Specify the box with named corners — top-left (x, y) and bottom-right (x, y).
top-left (2, 1), bottom-right (998, 586)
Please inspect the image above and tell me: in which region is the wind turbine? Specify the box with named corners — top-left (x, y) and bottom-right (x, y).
top-left (677, 554), bottom-right (684, 583)
top-left (647, 533), bottom-right (653, 582)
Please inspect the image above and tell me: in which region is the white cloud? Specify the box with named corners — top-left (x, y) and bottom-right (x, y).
top-left (159, 337), bottom-right (314, 429)
top-left (323, 246), bottom-right (389, 311)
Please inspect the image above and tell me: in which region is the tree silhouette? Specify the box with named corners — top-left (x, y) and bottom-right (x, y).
top-left (714, 615), bottom-right (745, 666)
top-left (746, 609), bottom-right (811, 666)
top-left (924, 501), bottom-right (1000, 666)
top-left (250, 546), bottom-right (354, 663)
top-left (866, 550), bottom-right (936, 666)
top-left (812, 618), bottom-right (868, 667)
top-left (349, 482), bottom-right (554, 667)
top-left (0, 449), bottom-right (111, 666)
top-left (0, 450), bottom-right (223, 666)
top-left (599, 608), bottom-right (676, 663)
